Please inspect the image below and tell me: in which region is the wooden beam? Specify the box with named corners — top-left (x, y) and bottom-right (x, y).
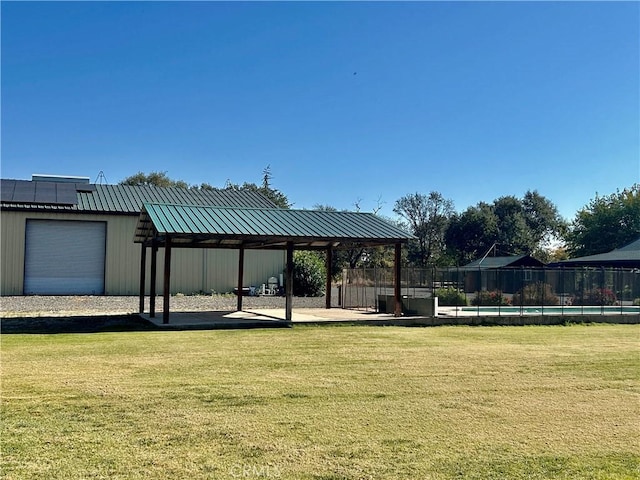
top-left (285, 241), bottom-right (294, 323)
top-left (237, 245), bottom-right (245, 312)
top-left (394, 243), bottom-right (402, 317)
top-left (139, 244), bottom-right (146, 314)
top-left (150, 241), bottom-right (157, 318)
top-left (163, 236), bottom-right (172, 324)
top-left (325, 246), bottom-right (332, 309)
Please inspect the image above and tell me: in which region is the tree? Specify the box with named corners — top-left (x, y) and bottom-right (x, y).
top-left (120, 166), bottom-right (290, 208)
top-left (358, 216), bottom-right (407, 269)
top-left (565, 184), bottom-right (640, 257)
top-left (393, 192), bottom-right (454, 267)
top-left (445, 191), bottom-right (566, 265)
top-left (119, 171), bottom-right (189, 189)
top-left (493, 195), bottom-right (532, 253)
top-left (224, 165), bottom-right (290, 209)
top-left (293, 251), bottom-right (325, 297)
top-left (445, 202), bottom-right (497, 265)
top-left (522, 190), bottom-right (568, 253)
top-left (313, 205), bottom-right (402, 276)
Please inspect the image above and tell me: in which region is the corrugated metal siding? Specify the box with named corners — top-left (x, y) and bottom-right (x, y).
top-left (1, 210), bottom-right (285, 295)
top-left (140, 203), bottom-right (411, 241)
top-left (105, 215), bottom-right (142, 294)
top-left (164, 249), bottom-right (285, 294)
top-left (1, 182), bottom-right (276, 213)
top-left (1, 212), bottom-right (26, 295)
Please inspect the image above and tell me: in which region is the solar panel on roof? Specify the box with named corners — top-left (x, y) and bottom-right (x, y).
top-left (0, 180), bottom-right (81, 205)
top-left (75, 183), bottom-right (96, 192)
top-left (34, 182), bottom-right (56, 203)
top-left (12, 181), bottom-right (36, 203)
top-left (1, 180), bottom-right (16, 202)
top-left (56, 183), bottom-right (79, 205)
top-left (2, 180), bottom-right (277, 211)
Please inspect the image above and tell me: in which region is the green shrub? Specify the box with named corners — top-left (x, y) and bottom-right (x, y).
top-left (293, 251), bottom-right (325, 297)
top-left (512, 282), bottom-right (559, 306)
top-left (634, 298), bottom-right (640, 306)
top-left (435, 287), bottom-right (467, 306)
top-left (620, 285), bottom-right (633, 301)
top-left (572, 288), bottom-right (617, 306)
top-left (471, 290), bottom-right (510, 306)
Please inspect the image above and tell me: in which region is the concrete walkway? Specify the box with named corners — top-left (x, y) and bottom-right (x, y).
top-left (141, 308), bottom-right (400, 329)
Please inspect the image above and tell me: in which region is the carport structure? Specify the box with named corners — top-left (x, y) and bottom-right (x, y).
top-left (134, 203), bottom-right (412, 324)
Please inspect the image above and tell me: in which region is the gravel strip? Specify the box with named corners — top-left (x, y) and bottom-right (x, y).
top-left (1, 294), bottom-right (330, 317)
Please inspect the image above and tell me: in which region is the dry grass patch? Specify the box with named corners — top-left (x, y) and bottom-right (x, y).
top-left (2, 324), bottom-right (639, 479)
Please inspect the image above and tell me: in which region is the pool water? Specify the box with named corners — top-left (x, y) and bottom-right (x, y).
top-left (459, 306), bottom-right (640, 315)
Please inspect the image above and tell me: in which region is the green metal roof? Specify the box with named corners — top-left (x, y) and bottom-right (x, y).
top-left (617, 237), bottom-right (640, 252)
top-left (1, 180), bottom-right (275, 213)
top-left (463, 254), bottom-right (545, 270)
top-left (553, 237), bottom-right (640, 268)
top-left (135, 202), bottom-right (413, 249)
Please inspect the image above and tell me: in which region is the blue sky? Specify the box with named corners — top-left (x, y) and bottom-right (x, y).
top-left (2, 1), bottom-right (638, 221)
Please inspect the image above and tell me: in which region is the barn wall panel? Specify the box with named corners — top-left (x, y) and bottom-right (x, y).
top-left (1, 211), bottom-right (27, 295)
top-left (1, 210), bottom-right (286, 296)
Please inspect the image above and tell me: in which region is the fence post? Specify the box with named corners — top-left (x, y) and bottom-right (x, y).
top-left (561, 267), bottom-right (564, 316)
top-left (342, 268), bottom-right (347, 309)
top-left (519, 266), bottom-right (524, 316)
top-left (477, 265), bottom-right (481, 317)
top-left (619, 268), bottom-right (623, 314)
top-left (374, 266), bottom-right (378, 313)
top-left (394, 243), bottom-right (402, 317)
top-left (580, 268), bottom-right (585, 315)
top-left (600, 266), bottom-right (605, 315)
top-left (459, 266), bottom-right (463, 317)
top-left (497, 268), bottom-right (501, 317)
top-left (541, 268), bottom-right (545, 316)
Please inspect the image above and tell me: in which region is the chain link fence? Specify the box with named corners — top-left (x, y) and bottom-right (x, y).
top-left (340, 267), bottom-right (640, 316)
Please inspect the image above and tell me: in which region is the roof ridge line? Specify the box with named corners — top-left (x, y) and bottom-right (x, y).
top-left (142, 201), bottom-right (382, 215)
top-left (142, 201), bottom-right (280, 211)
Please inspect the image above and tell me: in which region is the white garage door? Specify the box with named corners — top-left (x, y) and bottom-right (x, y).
top-left (24, 220), bottom-right (106, 295)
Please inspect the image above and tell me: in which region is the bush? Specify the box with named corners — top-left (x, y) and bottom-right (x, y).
top-left (292, 251), bottom-right (325, 297)
top-left (634, 298), bottom-right (640, 307)
top-left (471, 290), bottom-right (510, 306)
top-left (435, 287), bottom-right (467, 306)
top-left (572, 288), bottom-right (617, 306)
top-left (512, 282), bottom-right (559, 306)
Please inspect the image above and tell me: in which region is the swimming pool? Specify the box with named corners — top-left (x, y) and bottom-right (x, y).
top-left (457, 306), bottom-right (640, 315)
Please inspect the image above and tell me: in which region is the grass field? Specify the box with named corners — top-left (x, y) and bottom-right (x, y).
top-left (2, 324), bottom-right (639, 479)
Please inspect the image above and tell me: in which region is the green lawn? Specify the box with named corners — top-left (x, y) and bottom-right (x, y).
top-left (2, 324), bottom-right (639, 479)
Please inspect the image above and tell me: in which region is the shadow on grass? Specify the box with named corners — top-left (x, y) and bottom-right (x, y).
top-left (1, 314), bottom-right (160, 334)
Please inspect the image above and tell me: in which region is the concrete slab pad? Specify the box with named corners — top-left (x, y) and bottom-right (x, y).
top-left (140, 308), bottom-right (398, 329)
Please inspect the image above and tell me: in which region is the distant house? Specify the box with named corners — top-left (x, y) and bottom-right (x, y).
top-left (1, 175), bottom-right (285, 295)
top-left (549, 237), bottom-right (640, 269)
top-left (460, 254), bottom-right (546, 292)
top-left (462, 254), bottom-right (545, 270)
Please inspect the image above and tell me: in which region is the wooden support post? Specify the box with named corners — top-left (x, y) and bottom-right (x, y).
top-left (341, 268), bottom-right (347, 308)
top-left (285, 242), bottom-right (294, 323)
top-left (237, 245), bottom-right (245, 312)
top-left (163, 237), bottom-right (172, 324)
top-left (325, 246), bottom-right (332, 309)
top-left (150, 241), bottom-right (158, 318)
top-left (139, 244), bottom-right (146, 314)
top-left (394, 243), bottom-right (402, 317)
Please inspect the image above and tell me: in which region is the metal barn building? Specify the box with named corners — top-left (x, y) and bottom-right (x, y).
top-left (1, 176), bottom-right (285, 296)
